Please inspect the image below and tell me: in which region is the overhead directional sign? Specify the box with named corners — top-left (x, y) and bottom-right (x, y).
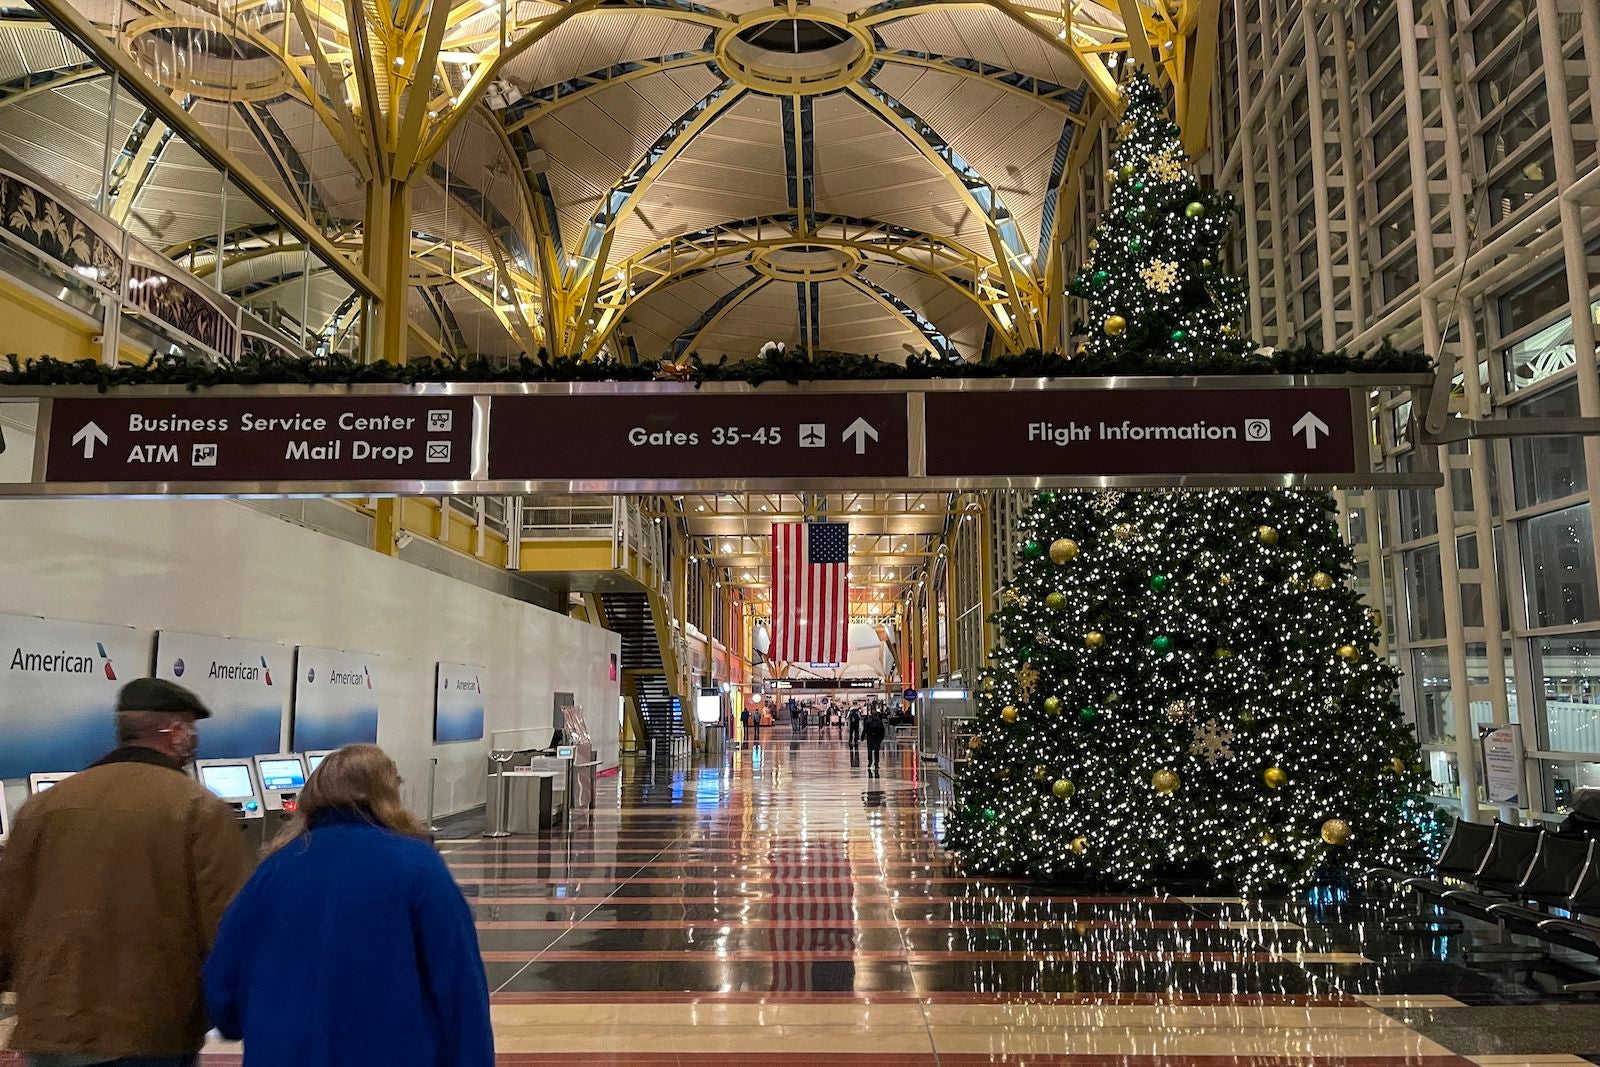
top-left (922, 388), bottom-right (1357, 478)
top-left (487, 393), bottom-right (909, 481)
top-left (1, 376), bottom-right (1437, 494)
top-left (43, 396), bottom-right (474, 483)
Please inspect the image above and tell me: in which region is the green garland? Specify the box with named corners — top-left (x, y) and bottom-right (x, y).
top-left (0, 344), bottom-right (1430, 392)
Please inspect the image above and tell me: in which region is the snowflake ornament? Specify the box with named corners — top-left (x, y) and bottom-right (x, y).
top-left (1147, 148), bottom-right (1185, 183)
top-left (1016, 663), bottom-right (1041, 703)
top-left (1189, 718), bottom-right (1236, 764)
top-left (1140, 259), bottom-right (1180, 294)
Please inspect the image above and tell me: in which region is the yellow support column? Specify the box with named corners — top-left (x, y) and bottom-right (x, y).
top-left (373, 499), bottom-right (400, 557)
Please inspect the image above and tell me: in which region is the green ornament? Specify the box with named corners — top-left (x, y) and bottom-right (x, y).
top-left (982, 807), bottom-right (998, 822)
top-left (1238, 708), bottom-right (1257, 726)
top-left (1091, 269), bottom-right (1109, 287)
top-left (1127, 205), bottom-right (1145, 221)
top-left (1185, 202), bottom-right (1205, 219)
top-left (1022, 540), bottom-right (1043, 559)
top-left (1149, 573), bottom-right (1170, 593)
top-left (1168, 122), bottom-right (1181, 136)
top-left (1119, 162), bottom-right (1135, 179)
top-left (1152, 634), bottom-right (1174, 654)
top-left (1034, 491), bottom-right (1057, 506)
top-left (1078, 706), bottom-right (1098, 723)
top-left (1170, 329), bottom-right (1187, 343)
top-left (1018, 645), bottom-right (1034, 661)
top-left (1131, 180), bottom-right (1146, 192)
top-left (1044, 696), bottom-right (1063, 715)
top-left (1045, 591), bottom-right (1067, 610)
top-left (1052, 779), bottom-right (1076, 799)
top-left (1129, 237), bottom-right (1144, 253)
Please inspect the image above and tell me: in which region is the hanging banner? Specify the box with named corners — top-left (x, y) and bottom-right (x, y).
top-left (434, 661), bottom-right (485, 743)
top-left (155, 630), bottom-right (287, 759)
top-left (0, 613), bottom-right (146, 779)
top-left (292, 647), bottom-right (381, 751)
top-left (1481, 724), bottom-right (1524, 806)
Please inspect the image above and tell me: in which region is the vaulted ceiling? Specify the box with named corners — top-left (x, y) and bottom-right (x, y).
top-left (0, 0), bottom-right (1204, 364)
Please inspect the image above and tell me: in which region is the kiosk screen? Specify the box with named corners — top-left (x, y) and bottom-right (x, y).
top-left (307, 754), bottom-right (326, 774)
top-left (35, 781), bottom-right (58, 792)
top-left (201, 764), bottom-right (255, 800)
top-left (258, 759), bottom-right (306, 791)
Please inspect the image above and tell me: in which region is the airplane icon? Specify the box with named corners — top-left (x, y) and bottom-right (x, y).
top-left (799, 423), bottom-right (826, 447)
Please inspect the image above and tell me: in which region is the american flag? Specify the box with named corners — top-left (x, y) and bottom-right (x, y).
top-left (771, 521), bottom-right (849, 663)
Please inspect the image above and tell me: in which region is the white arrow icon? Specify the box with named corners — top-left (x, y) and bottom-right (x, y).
top-left (842, 417), bottom-right (880, 455)
top-left (72, 421), bottom-right (108, 459)
top-left (1293, 411), bottom-right (1330, 449)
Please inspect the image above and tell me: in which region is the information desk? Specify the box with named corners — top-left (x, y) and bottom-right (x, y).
top-left (28, 772), bottom-right (74, 794)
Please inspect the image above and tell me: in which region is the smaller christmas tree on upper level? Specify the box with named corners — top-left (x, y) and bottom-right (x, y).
top-left (1069, 72), bottom-right (1252, 364)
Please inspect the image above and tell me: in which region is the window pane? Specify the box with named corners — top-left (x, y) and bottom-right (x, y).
top-left (1543, 759), bottom-right (1600, 813)
top-left (1397, 455), bottom-right (1436, 538)
top-left (1473, 1), bottom-right (1536, 61)
top-left (1412, 646), bottom-right (1455, 744)
top-left (1489, 142), bottom-right (1557, 224)
top-left (1510, 383), bottom-right (1586, 507)
top-left (1535, 634), bottom-right (1600, 752)
top-left (1504, 300), bottom-right (1600, 392)
top-left (1406, 543), bottom-right (1446, 640)
top-left (1498, 264), bottom-right (1572, 334)
top-left (1522, 504), bottom-right (1599, 627)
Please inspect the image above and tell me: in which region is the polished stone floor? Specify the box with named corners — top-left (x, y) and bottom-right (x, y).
top-left (8, 733), bottom-right (1600, 1063)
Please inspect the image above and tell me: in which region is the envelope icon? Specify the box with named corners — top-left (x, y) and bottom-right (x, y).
top-left (425, 441), bottom-right (452, 463)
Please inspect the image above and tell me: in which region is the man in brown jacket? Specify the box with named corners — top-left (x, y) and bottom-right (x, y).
top-left (0, 678), bottom-right (251, 1067)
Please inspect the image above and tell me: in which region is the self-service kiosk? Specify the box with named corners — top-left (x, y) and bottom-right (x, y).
top-left (253, 754), bottom-right (308, 828)
top-left (28, 772), bottom-right (74, 794)
top-left (305, 750), bottom-right (332, 776)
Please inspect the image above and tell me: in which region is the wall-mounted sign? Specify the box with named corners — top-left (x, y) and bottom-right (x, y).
top-left (435, 661), bottom-right (486, 743)
top-left (0, 613), bottom-right (145, 778)
top-left (292, 646), bottom-right (380, 751)
top-left (155, 630), bottom-right (288, 759)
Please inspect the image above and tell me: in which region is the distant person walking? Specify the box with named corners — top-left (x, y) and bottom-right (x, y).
top-left (848, 706), bottom-right (862, 747)
top-left (863, 710), bottom-right (887, 775)
top-left (0, 678), bottom-right (250, 1067)
top-left (204, 744), bottom-right (493, 1067)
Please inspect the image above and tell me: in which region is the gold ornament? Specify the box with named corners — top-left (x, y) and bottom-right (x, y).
top-left (1002, 587), bottom-right (1023, 606)
top-left (967, 735), bottom-right (984, 751)
top-left (1105, 167), bottom-right (1119, 183)
top-left (1084, 630), bottom-right (1105, 649)
top-left (1218, 572), bottom-right (1234, 586)
top-left (1263, 766), bottom-right (1287, 789)
top-left (1088, 238), bottom-right (1099, 250)
top-left (1103, 314), bottom-right (1128, 337)
top-left (1320, 818), bottom-right (1353, 846)
top-left (997, 767), bottom-right (1011, 780)
top-left (1338, 644), bottom-right (1360, 662)
top-left (1256, 525), bottom-right (1279, 547)
top-left (1390, 756), bottom-right (1407, 774)
top-left (1139, 259), bottom-right (1181, 294)
top-left (1214, 647), bottom-right (1233, 660)
top-left (1311, 572), bottom-right (1334, 590)
top-left (1044, 696), bottom-right (1063, 715)
top-left (1117, 119), bottom-right (1135, 137)
top-left (1034, 764), bottom-right (1049, 781)
top-left (1222, 324), bottom-right (1238, 335)
top-left (982, 676), bottom-right (997, 692)
top-left (1151, 769), bottom-right (1181, 795)
top-left (1001, 705), bottom-right (1019, 723)
top-left (1052, 778), bottom-right (1075, 799)
top-left (1165, 698), bottom-right (1195, 723)
top-left (1147, 147), bottom-right (1185, 183)
top-left (1070, 835), bottom-right (1089, 854)
top-left (1113, 522), bottom-right (1136, 542)
top-left (1049, 538), bottom-right (1080, 564)
top-left (1261, 831), bottom-right (1277, 846)
top-left (1368, 608), bottom-right (1384, 627)
top-left (1016, 663), bottom-right (1040, 702)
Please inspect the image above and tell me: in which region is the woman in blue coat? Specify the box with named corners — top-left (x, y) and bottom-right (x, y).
top-left (204, 745), bottom-right (493, 1066)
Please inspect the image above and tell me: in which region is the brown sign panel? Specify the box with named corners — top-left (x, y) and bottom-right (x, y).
top-left (489, 393), bottom-right (909, 480)
top-left (45, 396), bottom-right (474, 483)
top-left (924, 388), bottom-right (1357, 477)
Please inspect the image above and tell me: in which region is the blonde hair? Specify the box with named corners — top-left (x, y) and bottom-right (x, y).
top-left (267, 744), bottom-right (427, 854)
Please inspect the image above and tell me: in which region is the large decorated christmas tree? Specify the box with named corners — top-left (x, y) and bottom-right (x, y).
top-left (943, 74), bottom-right (1433, 894)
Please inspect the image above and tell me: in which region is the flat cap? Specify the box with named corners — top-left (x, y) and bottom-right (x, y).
top-left (116, 677), bottom-right (211, 719)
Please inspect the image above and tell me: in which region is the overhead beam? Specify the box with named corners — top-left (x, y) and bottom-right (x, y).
top-left (667, 274), bottom-right (770, 358)
top-left (842, 273), bottom-right (960, 358)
